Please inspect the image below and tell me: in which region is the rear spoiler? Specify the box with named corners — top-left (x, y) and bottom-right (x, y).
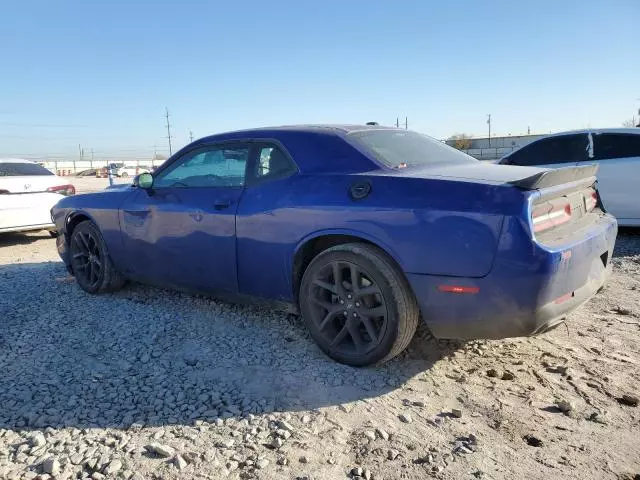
top-left (508, 164), bottom-right (599, 190)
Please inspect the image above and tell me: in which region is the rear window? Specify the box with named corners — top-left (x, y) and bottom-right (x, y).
top-left (0, 162), bottom-right (54, 176)
top-left (349, 130), bottom-right (476, 168)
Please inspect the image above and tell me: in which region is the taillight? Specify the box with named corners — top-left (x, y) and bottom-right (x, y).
top-left (47, 184), bottom-right (76, 196)
top-left (532, 200), bottom-right (572, 233)
top-left (585, 189), bottom-right (598, 212)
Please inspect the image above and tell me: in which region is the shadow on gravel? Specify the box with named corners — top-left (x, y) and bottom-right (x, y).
top-left (613, 229), bottom-right (640, 259)
top-left (0, 262), bottom-right (451, 432)
top-left (0, 231), bottom-right (53, 247)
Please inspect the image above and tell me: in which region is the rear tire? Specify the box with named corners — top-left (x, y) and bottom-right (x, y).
top-left (299, 243), bottom-right (419, 366)
top-left (69, 221), bottom-right (126, 294)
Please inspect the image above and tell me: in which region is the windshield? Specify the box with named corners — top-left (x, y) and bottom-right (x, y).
top-left (349, 130), bottom-right (477, 169)
top-left (0, 162), bottom-right (54, 176)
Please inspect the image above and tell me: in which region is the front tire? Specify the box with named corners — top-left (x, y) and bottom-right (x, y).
top-left (69, 221), bottom-right (126, 294)
top-left (299, 243), bottom-right (419, 366)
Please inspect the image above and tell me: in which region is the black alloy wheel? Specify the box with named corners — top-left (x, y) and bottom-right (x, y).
top-left (308, 260), bottom-right (388, 356)
top-left (71, 228), bottom-right (102, 289)
top-left (300, 243), bottom-right (419, 366)
top-left (69, 221), bottom-right (126, 293)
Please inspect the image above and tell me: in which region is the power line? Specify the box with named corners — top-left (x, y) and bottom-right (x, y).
top-left (165, 107), bottom-right (173, 156)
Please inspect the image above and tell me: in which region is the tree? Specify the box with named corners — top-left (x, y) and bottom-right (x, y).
top-left (622, 117), bottom-right (638, 128)
top-left (449, 133), bottom-right (472, 150)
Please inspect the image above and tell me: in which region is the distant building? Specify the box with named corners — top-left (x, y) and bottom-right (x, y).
top-left (446, 134), bottom-right (545, 161)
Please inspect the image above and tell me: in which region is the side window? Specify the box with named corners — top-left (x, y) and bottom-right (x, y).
top-left (593, 134), bottom-right (640, 161)
top-left (249, 144), bottom-right (296, 183)
top-left (505, 134), bottom-right (587, 166)
top-left (546, 134), bottom-right (589, 163)
top-left (154, 144), bottom-right (249, 188)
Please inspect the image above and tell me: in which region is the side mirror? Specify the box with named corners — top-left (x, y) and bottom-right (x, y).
top-left (135, 172), bottom-right (154, 189)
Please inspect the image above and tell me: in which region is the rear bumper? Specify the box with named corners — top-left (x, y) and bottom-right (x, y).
top-left (407, 213), bottom-right (617, 340)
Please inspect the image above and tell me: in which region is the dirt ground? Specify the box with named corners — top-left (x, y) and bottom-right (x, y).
top-left (0, 229), bottom-right (639, 480)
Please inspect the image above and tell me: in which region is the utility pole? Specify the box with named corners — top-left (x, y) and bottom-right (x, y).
top-left (76, 144), bottom-right (81, 174)
top-left (486, 114), bottom-right (492, 146)
top-left (189, 129), bottom-right (194, 142)
top-left (165, 107), bottom-right (173, 156)
top-left (405, 117), bottom-right (408, 130)
top-left (90, 148), bottom-right (94, 167)
top-left (396, 117), bottom-right (399, 128)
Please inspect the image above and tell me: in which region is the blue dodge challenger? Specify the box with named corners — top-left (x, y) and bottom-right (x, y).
top-left (52, 125), bottom-right (617, 366)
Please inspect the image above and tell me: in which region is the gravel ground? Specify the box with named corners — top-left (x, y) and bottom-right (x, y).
top-left (1, 230), bottom-right (639, 480)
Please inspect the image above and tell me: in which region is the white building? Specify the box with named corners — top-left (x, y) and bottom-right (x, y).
top-left (446, 134), bottom-right (545, 161)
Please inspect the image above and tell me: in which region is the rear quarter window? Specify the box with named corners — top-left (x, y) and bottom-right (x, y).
top-left (0, 163), bottom-right (54, 176)
top-left (593, 133), bottom-right (640, 160)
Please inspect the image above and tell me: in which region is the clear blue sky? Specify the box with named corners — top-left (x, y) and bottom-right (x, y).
top-left (1, 0), bottom-right (638, 160)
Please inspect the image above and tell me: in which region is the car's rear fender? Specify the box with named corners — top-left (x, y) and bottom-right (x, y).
top-left (354, 175), bottom-right (524, 277)
top-left (285, 176), bottom-right (521, 297)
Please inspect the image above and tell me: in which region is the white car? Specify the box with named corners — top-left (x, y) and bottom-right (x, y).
top-left (108, 163), bottom-right (149, 178)
top-left (0, 158), bottom-right (76, 234)
top-left (499, 128), bottom-right (640, 226)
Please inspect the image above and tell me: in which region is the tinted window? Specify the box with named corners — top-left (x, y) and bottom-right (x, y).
top-left (250, 145), bottom-right (296, 182)
top-left (154, 144), bottom-right (249, 188)
top-left (503, 134), bottom-right (588, 166)
top-left (502, 143), bottom-right (536, 166)
top-left (593, 133), bottom-right (640, 160)
top-left (349, 130), bottom-right (476, 168)
top-left (0, 162), bottom-right (54, 176)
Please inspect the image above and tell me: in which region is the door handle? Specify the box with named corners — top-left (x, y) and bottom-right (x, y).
top-left (214, 199), bottom-right (232, 210)
top-left (123, 209), bottom-right (150, 217)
